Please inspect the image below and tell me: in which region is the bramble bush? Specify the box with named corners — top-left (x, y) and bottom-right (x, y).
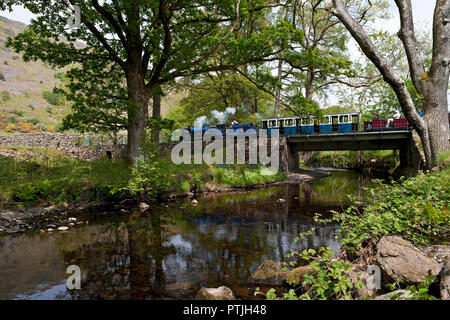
top-left (316, 168), bottom-right (450, 252)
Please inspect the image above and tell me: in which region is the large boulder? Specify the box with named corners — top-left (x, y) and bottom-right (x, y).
top-left (195, 286), bottom-right (236, 300)
top-left (376, 236), bottom-right (442, 285)
top-left (440, 259), bottom-right (450, 300)
top-left (249, 260), bottom-right (286, 286)
top-left (286, 265), bottom-right (315, 285)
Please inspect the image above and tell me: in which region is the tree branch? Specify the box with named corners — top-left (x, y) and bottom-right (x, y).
top-left (394, 0), bottom-right (426, 94)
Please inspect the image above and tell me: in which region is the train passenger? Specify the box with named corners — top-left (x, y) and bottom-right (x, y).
top-left (387, 110), bottom-right (401, 127)
top-left (231, 119), bottom-right (239, 126)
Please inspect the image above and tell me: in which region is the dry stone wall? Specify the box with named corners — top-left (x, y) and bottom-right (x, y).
top-left (0, 133), bottom-right (125, 161)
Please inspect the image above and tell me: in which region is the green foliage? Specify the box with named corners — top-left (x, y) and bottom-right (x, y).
top-left (0, 72), bottom-right (5, 81)
top-left (53, 71), bottom-right (65, 80)
top-left (388, 275), bottom-right (438, 300)
top-left (42, 90), bottom-right (63, 106)
top-left (261, 245), bottom-right (361, 300)
top-left (299, 247), bottom-right (355, 300)
top-left (123, 134), bottom-right (172, 197)
top-left (58, 63), bottom-right (128, 136)
top-left (317, 168), bottom-right (450, 252)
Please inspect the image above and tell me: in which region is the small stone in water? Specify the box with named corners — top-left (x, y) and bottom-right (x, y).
top-left (47, 228), bottom-right (54, 232)
top-left (191, 199), bottom-right (198, 205)
top-left (58, 226), bottom-right (69, 231)
top-left (139, 202), bottom-right (150, 211)
top-left (68, 217), bottom-right (77, 222)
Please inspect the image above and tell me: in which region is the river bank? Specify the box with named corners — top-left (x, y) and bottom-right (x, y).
top-left (0, 148), bottom-right (330, 234)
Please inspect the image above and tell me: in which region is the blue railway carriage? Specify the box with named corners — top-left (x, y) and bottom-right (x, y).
top-left (327, 112), bottom-right (360, 133)
top-left (262, 112), bottom-right (360, 136)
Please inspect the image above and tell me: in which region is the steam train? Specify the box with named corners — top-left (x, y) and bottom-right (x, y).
top-left (189, 112), bottom-right (413, 137)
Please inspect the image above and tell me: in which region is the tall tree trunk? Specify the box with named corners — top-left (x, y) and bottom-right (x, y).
top-left (152, 90), bottom-right (161, 143)
top-left (423, 86), bottom-right (449, 167)
top-left (126, 68), bottom-right (151, 163)
top-left (305, 69), bottom-right (314, 99)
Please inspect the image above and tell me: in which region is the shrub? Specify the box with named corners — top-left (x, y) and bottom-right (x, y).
top-left (46, 106), bottom-right (53, 114)
top-left (37, 123), bottom-right (47, 131)
top-left (2, 90), bottom-right (11, 101)
top-left (123, 135), bottom-right (171, 196)
top-left (54, 71), bottom-right (65, 80)
top-left (11, 109), bottom-right (24, 117)
top-left (317, 168), bottom-right (450, 252)
top-left (25, 118), bottom-right (40, 126)
top-left (8, 115), bottom-right (17, 124)
top-left (28, 104), bottom-right (35, 111)
top-left (257, 245), bottom-right (362, 301)
top-left (42, 90), bottom-right (63, 105)
top-left (0, 72), bottom-right (5, 81)
top-left (0, 113), bottom-right (8, 129)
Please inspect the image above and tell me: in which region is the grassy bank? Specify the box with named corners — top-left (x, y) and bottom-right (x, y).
top-left (0, 147), bottom-right (286, 207)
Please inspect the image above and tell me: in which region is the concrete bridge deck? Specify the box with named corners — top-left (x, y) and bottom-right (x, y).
top-left (286, 130), bottom-right (412, 152)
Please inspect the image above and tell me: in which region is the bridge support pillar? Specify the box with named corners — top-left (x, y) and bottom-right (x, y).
top-left (280, 137), bottom-right (299, 173)
top-left (394, 135), bottom-right (424, 178)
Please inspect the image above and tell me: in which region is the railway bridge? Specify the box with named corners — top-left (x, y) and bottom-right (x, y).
top-left (280, 130), bottom-right (424, 175)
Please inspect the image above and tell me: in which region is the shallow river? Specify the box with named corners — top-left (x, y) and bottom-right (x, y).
top-left (0, 170), bottom-right (375, 300)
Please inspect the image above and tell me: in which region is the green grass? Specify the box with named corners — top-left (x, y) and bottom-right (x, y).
top-left (0, 147), bottom-right (288, 207)
top-left (0, 148), bottom-right (130, 207)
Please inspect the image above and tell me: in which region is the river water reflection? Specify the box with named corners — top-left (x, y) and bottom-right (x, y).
top-left (0, 170), bottom-right (375, 300)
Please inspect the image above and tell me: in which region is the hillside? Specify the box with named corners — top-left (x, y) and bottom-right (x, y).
top-left (0, 15), bottom-right (185, 134)
top-left (0, 16), bottom-right (68, 132)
